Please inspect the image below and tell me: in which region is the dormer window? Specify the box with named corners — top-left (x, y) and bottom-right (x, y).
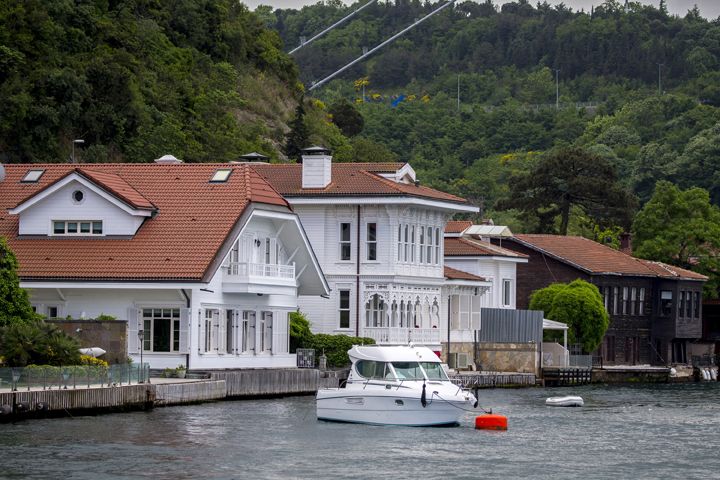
top-left (210, 169), bottom-right (232, 183)
top-left (53, 220), bottom-right (103, 235)
top-left (22, 170), bottom-right (45, 183)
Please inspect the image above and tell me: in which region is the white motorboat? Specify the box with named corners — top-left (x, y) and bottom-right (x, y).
top-left (545, 395), bottom-right (584, 407)
top-left (316, 344), bottom-right (477, 426)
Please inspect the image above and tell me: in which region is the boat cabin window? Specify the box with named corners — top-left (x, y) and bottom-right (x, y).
top-left (420, 362), bottom-right (448, 381)
top-left (356, 360), bottom-right (390, 379)
top-left (391, 362), bottom-right (424, 380)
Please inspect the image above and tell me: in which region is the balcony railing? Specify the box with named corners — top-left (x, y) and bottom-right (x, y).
top-left (363, 327), bottom-right (441, 345)
top-left (225, 262), bottom-right (295, 280)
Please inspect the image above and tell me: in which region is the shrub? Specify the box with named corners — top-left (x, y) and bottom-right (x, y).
top-left (306, 334), bottom-right (375, 367)
top-left (79, 355), bottom-right (109, 368)
top-left (0, 319), bottom-right (81, 366)
top-left (95, 313), bottom-right (117, 321)
top-left (289, 310), bottom-right (375, 366)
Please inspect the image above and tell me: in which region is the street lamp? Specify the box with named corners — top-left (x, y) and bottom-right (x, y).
top-left (11, 367), bottom-right (21, 392)
top-left (138, 329), bottom-right (144, 383)
top-left (71, 139), bottom-right (84, 163)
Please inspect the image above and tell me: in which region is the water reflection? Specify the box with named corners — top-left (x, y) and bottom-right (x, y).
top-left (3, 383), bottom-right (720, 479)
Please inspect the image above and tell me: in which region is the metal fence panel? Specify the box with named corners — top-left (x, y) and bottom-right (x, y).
top-left (478, 308), bottom-right (544, 343)
top-left (296, 348), bottom-right (315, 368)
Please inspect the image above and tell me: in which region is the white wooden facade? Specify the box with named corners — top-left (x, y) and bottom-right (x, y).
top-left (7, 164), bottom-right (328, 370)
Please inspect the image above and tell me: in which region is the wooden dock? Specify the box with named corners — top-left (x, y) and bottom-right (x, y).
top-left (451, 372), bottom-right (537, 388)
top-left (542, 367), bottom-right (592, 386)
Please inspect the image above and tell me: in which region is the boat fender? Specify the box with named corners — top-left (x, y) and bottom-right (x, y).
top-left (421, 382), bottom-right (427, 408)
top-left (474, 399), bottom-right (479, 409)
top-left (475, 414), bottom-right (507, 431)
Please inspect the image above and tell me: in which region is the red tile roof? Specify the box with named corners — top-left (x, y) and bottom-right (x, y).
top-left (1, 163), bottom-right (288, 281)
top-left (512, 234), bottom-right (707, 281)
top-left (445, 220), bottom-right (472, 234)
top-left (444, 266), bottom-right (487, 282)
top-left (251, 163), bottom-right (469, 204)
top-left (444, 237), bottom-right (527, 258)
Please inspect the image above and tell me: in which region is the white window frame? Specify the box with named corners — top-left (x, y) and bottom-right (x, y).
top-left (339, 222), bottom-right (352, 261)
top-left (51, 220), bottom-right (103, 236)
top-left (241, 310), bottom-right (256, 353)
top-left (366, 222), bottom-right (377, 261)
top-left (142, 307), bottom-right (182, 353)
top-left (339, 290), bottom-right (351, 329)
top-left (502, 279), bottom-right (512, 307)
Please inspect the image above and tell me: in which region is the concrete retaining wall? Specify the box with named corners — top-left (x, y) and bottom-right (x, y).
top-left (210, 368), bottom-right (324, 397)
top-left (154, 381), bottom-right (227, 406)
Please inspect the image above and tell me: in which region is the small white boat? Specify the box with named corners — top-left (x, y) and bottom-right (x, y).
top-left (316, 345), bottom-right (477, 426)
top-left (545, 395), bottom-right (584, 407)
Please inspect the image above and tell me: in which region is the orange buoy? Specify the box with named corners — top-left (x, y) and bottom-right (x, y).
top-left (475, 414), bottom-right (508, 430)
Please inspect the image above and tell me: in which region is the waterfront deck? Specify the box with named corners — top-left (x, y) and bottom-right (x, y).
top-left (451, 372), bottom-right (538, 388)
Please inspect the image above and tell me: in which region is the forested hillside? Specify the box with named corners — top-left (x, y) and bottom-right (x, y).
top-left (1, 0), bottom-right (719, 293)
top-left (0, 0), bottom-right (321, 164)
top-left (269, 0), bottom-right (720, 293)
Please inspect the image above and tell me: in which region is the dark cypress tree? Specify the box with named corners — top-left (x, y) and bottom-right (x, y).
top-left (284, 99), bottom-right (309, 162)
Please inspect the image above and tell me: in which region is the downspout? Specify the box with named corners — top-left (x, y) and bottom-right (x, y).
top-left (181, 289), bottom-right (191, 370)
top-left (355, 205), bottom-right (361, 337)
top-left (447, 294), bottom-right (451, 363)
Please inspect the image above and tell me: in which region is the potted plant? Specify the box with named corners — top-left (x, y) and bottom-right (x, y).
top-left (175, 364), bottom-right (187, 379)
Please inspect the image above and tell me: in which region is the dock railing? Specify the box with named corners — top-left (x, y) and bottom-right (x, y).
top-left (0, 363), bottom-right (149, 391)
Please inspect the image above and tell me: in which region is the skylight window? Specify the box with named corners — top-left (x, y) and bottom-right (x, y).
top-left (22, 170), bottom-right (45, 183)
top-left (210, 169), bottom-right (232, 183)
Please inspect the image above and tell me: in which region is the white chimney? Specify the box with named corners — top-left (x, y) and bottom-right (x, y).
top-left (301, 146), bottom-right (332, 189)
top-left (0, 164), bottom-right (5, 182)
top-left (154, 154), bottom-right (183, 164)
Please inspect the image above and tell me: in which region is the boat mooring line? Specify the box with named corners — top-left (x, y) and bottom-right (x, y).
top-left (432, 392), bottom-right (492, 414)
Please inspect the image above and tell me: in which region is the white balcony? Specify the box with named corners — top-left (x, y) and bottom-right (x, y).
top-left (222, 261), bottom-right (296, 295)
top-left (363, 327), bottom-right (441, 347)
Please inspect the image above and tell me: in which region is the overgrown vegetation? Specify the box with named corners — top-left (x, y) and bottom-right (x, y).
top-left (289, 311), bottom-right (375, 367)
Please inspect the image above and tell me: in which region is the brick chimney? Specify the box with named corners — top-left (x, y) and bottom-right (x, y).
top-left (620, 232), bottom-right (632, 255)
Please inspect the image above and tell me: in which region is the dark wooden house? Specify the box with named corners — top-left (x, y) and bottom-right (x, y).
top-left (494, 234), bottom-right (707, 366)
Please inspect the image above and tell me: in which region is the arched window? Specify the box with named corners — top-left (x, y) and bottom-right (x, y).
top-left (365, 294), bottom-right (385, 327)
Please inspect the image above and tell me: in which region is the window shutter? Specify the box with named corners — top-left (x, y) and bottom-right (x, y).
top-left (273, 312), bottom-right (289, 354)
top-left (179, 308), bottom-right (190, 353)
top-left (218, 311), bottom-right (226, 353)
top-left (127, 308), bottom-right (140, 354)
top-left (198, 309), bottom-right (205, 353)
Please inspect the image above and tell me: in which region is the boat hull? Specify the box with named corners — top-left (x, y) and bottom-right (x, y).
top-left (316, 387), bottom-right (474, 427)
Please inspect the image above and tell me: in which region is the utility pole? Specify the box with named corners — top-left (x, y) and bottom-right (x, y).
top-left (72, 139), bottom-right (84, 163)
top-left (657, 63), bottom-right (664, 95)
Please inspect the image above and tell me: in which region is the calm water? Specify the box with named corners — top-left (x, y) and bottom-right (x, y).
top-left (3, 383), bottom-right (720, 479)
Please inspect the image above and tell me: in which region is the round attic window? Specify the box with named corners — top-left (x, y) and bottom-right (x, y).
top-left (72, 190), bottom-right (84, 203)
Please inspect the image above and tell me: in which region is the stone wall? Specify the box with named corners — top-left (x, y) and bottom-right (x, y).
top-left (47, 320), bottom-right (127, 364)
top-left (476, 342), bottom-right (539, 374)
top-left (443, 341), bottom-right (539, 375)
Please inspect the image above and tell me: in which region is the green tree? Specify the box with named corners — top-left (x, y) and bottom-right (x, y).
top-left (529, 279), bottom-right (610, 353)
top-left (328, 99), bottom-right (364, 137)
top-left (284, 99), bottom-right (309, 161)
top-left (632, 181), bottom-right (720, 297)
top-left (0, 237), bottom-right (38, 327)
top-left (498, 147), bottom-right (637, 235)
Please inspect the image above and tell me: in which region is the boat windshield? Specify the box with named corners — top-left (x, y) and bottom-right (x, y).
top-left (420, 362), bottom-right (448, 381)
top-left (390, 362), bottom-right (425, 380)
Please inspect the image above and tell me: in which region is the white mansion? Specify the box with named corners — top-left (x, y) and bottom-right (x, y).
top-left (1, 148), bottom-right (525, 368)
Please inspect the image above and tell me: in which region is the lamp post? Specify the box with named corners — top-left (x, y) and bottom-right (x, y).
top-left (71, 139), bottom-right (84, 163)
top-left (11, 367), bottom-right (20, 392)
top-left (138, 329), bottom-right (144, 383)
